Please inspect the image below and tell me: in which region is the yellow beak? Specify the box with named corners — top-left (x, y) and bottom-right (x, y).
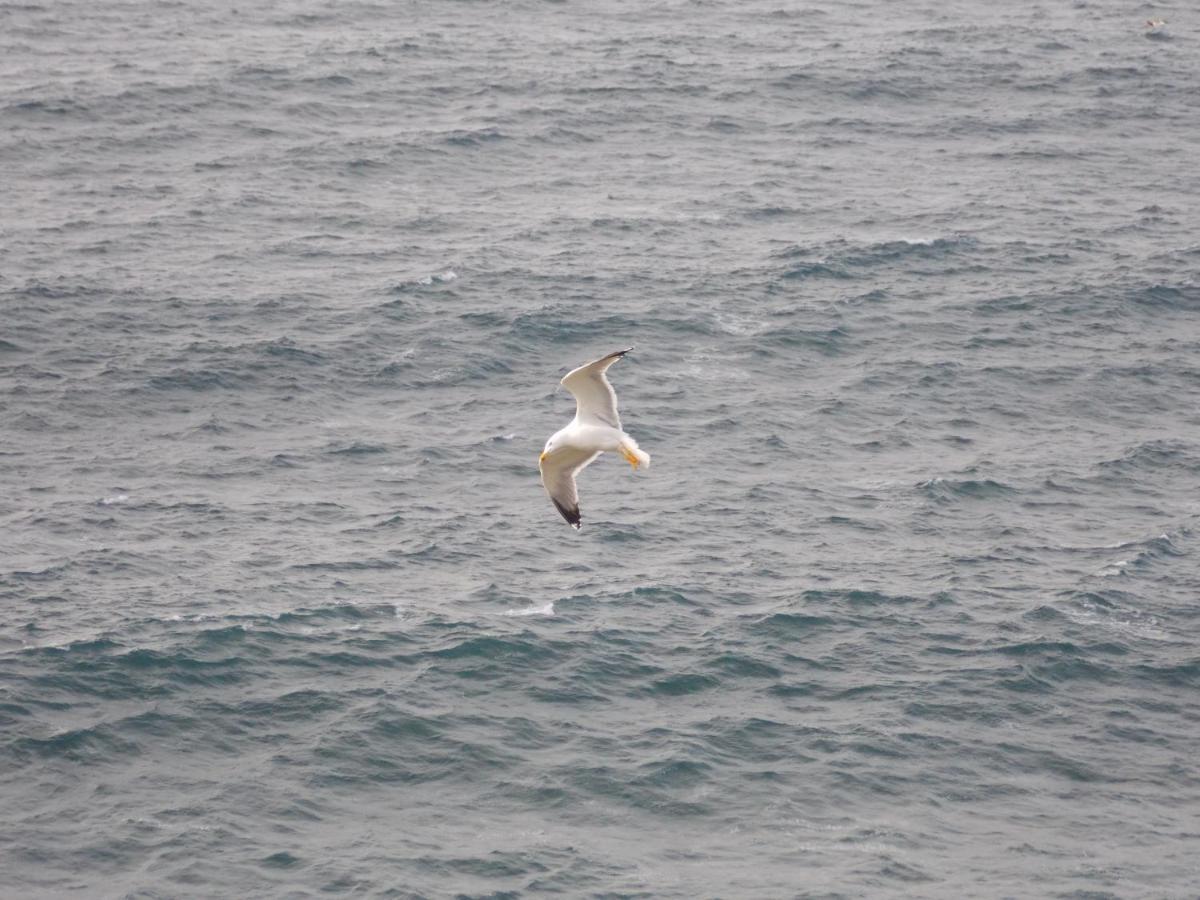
top-left (539, 451), bottom-right (548, 464)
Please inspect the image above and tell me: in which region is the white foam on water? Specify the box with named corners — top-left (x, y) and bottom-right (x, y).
top-left (503, 601), bottom-right (555, 617)
top-left (1067, 599), bottom-right (1169, 642)
top-left (1097, 559), bottom-right (1130, 577)
top-left (714, 313), bottom-right (765, 336)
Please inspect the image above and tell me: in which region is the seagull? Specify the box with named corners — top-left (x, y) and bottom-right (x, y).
top-left (539, 348), bottom-right (650, 529)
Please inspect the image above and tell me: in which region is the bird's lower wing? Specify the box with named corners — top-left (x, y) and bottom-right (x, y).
top-left (540, 448), bottom-right (601, 528)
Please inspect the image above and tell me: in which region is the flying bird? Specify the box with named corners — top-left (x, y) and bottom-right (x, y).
top-left (539, 348), bottom-right (650, 529)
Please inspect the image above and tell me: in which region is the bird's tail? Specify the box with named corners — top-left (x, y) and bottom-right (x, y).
top-left (620, 438), bottom-right (651, 470)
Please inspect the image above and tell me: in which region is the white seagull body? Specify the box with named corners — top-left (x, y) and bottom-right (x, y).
top-left (539, 348), bottom-right (650, 529)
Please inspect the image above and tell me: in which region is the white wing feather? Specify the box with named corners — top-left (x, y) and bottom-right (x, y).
top-left (560, 347), bottom-right (632, 429)
top-left (539, 447), bottom-right (601, 528)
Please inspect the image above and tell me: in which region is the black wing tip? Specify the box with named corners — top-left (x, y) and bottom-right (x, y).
top-left (606, 347), bottom-right (634, 361)
top-left (552, 498), bottom-right (582, 529)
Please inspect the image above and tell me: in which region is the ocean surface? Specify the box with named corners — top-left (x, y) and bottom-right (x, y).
top-left (2, 0), bottom-right (1199, 896)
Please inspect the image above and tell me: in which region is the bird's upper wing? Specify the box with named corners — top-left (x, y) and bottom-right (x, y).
top-left (539, 446), bottom-right (601, 529)
top-left (560, 348), bottom-right (632, 429)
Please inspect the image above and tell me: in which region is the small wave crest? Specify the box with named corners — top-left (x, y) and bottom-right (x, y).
top-left (502, 602), bottom-right (555, 617)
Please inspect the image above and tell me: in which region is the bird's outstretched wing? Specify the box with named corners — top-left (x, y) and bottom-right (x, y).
top-left (539, 446), bottom-right (601, 529)
top-left (560, 348), bottom-right (632, 429)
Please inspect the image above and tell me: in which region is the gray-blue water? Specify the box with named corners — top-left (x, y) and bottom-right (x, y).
top-left (3, 0), bottom-right (1199, 896)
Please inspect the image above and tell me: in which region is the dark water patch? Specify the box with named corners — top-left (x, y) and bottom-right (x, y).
top-left (748, 612), bottom-right (838, 639)
top-left (1103, 722), bottom-right (1168, 747)
top-left (644, 672), bottom-right (719, 696)
top-left (436, 852), bottom-right (546, 882)
top-left (237, 689), bottom-right (347, 723)
top-left (918, 477), bottom-right (1018, 502)
top-left (9, 723), bottom-right (139, 764)
top-left (7, 97), bottom-right (91, 117)
top-left (997, 669), bottom-right (1055, 694)
top-left (307, 73), bottom-right (354, 88)
top-left (532, 126), bottom-right (598, 144)
top-left (778, 260), bottom-right (849, 281)
top-left (326, 441), bottom-right (388, 456)
top-left (1083, 65), bottom-right (1147, 81)
top-left (260, 851), bottom-right (302, 869)
top-left (634, 757), bottom-right (713, 789)
top-left (5, 364), bottom-right (64, 381)
top-left (699, 716), bottom-right (813, 764)
top-left (993, 743), bottom-right (1103, 783)
top-left (905, 699), bottom-right (1010, 727)
top-left (569, 765), bottom-right (710, 817)
top-left (1131, 660), bottom-right (1200, 689)
top-left (986, 641), bottom-right (1122, 680)
top-left (430, 633), bottom-right (560, 668)
top-left (271, 604), bottom-right (402, 626)
top-left (974, 293), bottom-right (1034, 315)
top-left (1129, 283), bottom-right (1200, 311)
top-left (443, 128), bottom-right (508, 147)
top-left (310, 713), bottom-right (521, 788)
top-left (757, 325), bottom-right (848, 355)
top-left (703, 652), bottom-right (781, 679)
top-left (596, 523), bottom-right (647, 543)
top-left (773, 236), bottom-right (982, 288)
top-left (459, 310), bottom-right (511, 328)
top-left (845, 236), bottom-right (979, 267)
top-left (511, 306), bottom-right (642, 343)
top-left (232, 65), bottom-right (291, 81)
top-left (370, 359), bottom-right (416, 379)
top-left (878, 859), bottom-right (935, 884)
top-left (346, 156), bottom-right (386, 172)
top-left (368, 713), bottom-right (443, 743)
top-left (568, 641), bottom-right (665, 687)
top-left (629, 585), bottom-right (701, 607)
top-left (1024, 605), bottom-right (1068, 623)
top-left (802, 589), bottom-right (921, 607)
top-left (745, 205), bottom-right (802, 220)
top-left (18, 643), bottom-right (258, 699)
top-left (260, 338), bottom-right (325, 365)
top-left (847, 78), bottom-right (922, 101)
top-left (145, 369), bottom-right (247, 391)
top-left (1098, 441), bottom-right (1197, 474)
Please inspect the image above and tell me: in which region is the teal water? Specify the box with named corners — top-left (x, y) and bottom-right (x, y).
top-left (2, 0), bottom-right (1199, 896)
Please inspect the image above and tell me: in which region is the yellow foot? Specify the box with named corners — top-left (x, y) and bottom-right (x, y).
top-left (620, 447), bottom-right (640, 470)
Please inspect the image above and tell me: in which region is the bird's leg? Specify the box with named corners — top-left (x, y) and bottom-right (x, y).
top-left (620, 445), bottom-right (640, 470)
